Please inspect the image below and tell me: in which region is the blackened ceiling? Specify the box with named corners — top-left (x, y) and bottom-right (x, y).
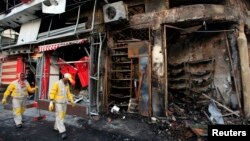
top-left (169, 0), bottom-right (225, 8)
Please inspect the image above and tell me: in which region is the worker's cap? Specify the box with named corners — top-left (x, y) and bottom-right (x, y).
top-left (64, 73), bottom-right (75, 85)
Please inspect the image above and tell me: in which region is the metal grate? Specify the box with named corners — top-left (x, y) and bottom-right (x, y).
top-left (128, 4), bottom-right (145, 17)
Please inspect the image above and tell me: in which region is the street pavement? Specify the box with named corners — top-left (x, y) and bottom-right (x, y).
top-left (0, 104), bottom-right (169, 141)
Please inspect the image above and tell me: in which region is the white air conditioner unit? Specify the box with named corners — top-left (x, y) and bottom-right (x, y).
top-left (103, 1), bottom-right (128, 23)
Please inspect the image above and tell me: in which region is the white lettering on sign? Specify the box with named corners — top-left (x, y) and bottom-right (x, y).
top-left (212, 129), bottom-right (247, 136)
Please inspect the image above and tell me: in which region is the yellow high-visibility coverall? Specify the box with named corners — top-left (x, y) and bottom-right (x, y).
top-left (50, 80), bottom-right (74, 133)
top-left (3, 80), bottom-right (35, 125)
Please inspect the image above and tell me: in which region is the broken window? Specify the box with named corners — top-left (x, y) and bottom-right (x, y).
top-left (1, 0), bottom-right (22, 12)
top-left (38, 4), bottom-right (88, 39)
top-left (0, 29), bottom-right (19, 47)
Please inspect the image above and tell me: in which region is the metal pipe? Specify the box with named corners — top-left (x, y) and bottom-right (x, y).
top-left (6, 0), bottom-right (8, 10)
top-left (74, 6), bottom-right (81, 34)
top-left (47, 16), bottom-right (53, 38)
top-left (224, 32), bottom-right (241, 109)
top-left (89, 37), bottom-right (93, 115)
top-left (35, 53), bottom-right (44, 100)
top-left (52, 60), bottom-right (89, 65)
top-left (84, 47), bottom-right (90, 56)
top-left (38, 23), bottom-right (86, 39)
top-left (88, 0), bottom-right (98, 114)
top-left (96, 33), bottom-right (106, 113)
top-left (96, 33), bottom-right (101, 113)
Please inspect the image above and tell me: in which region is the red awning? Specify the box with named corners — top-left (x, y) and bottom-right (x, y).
top-left (38, 39), bottom-right (88, 52)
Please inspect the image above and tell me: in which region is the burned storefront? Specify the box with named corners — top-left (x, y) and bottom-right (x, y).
top-left (166, 23), bottom-right (241, 122)
top-left (1, 0), bottom-right (250, 123)
top-left (36, 39), bottom-right (91, 116)
top-left (1, 0), bottom-right (250, 140)
top-left (127, 0), bottom-right (250, 124)
top-left (0, 0), bottom-right (106, 117)
top-left (106, 28), bottom-right (152, 116)
top-left (35, 0), bottom-right (106, 117)
top-left (101, 0), bottom-right (156, 116)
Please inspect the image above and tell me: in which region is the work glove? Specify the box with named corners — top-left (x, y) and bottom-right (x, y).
top-left (33, 86), bottom-right (38, 93)
top-left (1, 99), bottom-right (6, 105)
top-left (71, 101), bottom-right (75, 107)
top-left (49, 101), bottom-right (54, 111)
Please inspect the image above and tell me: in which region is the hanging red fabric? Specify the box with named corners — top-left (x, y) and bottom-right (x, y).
top-left (58, 58), bottom-right (78, 86)
top-left (21, 0), bottom-right (33, 4)
top-left (74, 56), bottom-right (89, 88)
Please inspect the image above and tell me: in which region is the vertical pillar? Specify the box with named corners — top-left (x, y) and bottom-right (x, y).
top-left (146, 0), bottom-right (167, 117)
top-left (152, 29), bottom-right (165, 116)
top-left (237, 23), bottom-right (250, 119)
top-left (41, 53), bottom-right (50, 99)
top-left (163, 26), bottom-right (168, 116)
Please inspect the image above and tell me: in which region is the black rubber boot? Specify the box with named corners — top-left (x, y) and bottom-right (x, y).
top-left (60, 132), bottom-right (67, 139)
top-left (16, 124), bottom-right (22, 128)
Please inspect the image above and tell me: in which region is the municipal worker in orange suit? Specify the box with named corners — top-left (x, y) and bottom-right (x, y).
top-left (48, 73), bottom-right (75, 139)
top-left (1, 72), bottom-right (36, 128)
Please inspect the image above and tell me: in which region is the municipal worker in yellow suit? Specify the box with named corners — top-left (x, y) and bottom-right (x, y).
top-left (49, 73), bottom-right (75, 139)
top-left (1, 72), bottom-right (36, 128)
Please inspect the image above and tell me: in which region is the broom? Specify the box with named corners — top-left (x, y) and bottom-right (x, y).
top-left (33, 80), bottom-right (46, 121)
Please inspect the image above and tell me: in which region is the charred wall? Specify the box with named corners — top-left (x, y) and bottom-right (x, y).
top-left (103, 0), bottom-right (250, 116)
top-left (168, 31), bottom-right (237, 108)
top-left (145, 0), bottom-right (167, 12)
top-left (104, 0), bottom-right (167, 116)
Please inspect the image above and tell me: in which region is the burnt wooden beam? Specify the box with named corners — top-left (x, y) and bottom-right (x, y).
top-left (130, 4), bottom-right (242, 29)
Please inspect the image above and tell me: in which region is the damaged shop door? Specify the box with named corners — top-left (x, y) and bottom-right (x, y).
top-left (128, 41), bottom-right (152, 116)
top-left (108, 41), bottom-right (151, 116)
top-left (138, 56), bottom-right (150, 116)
